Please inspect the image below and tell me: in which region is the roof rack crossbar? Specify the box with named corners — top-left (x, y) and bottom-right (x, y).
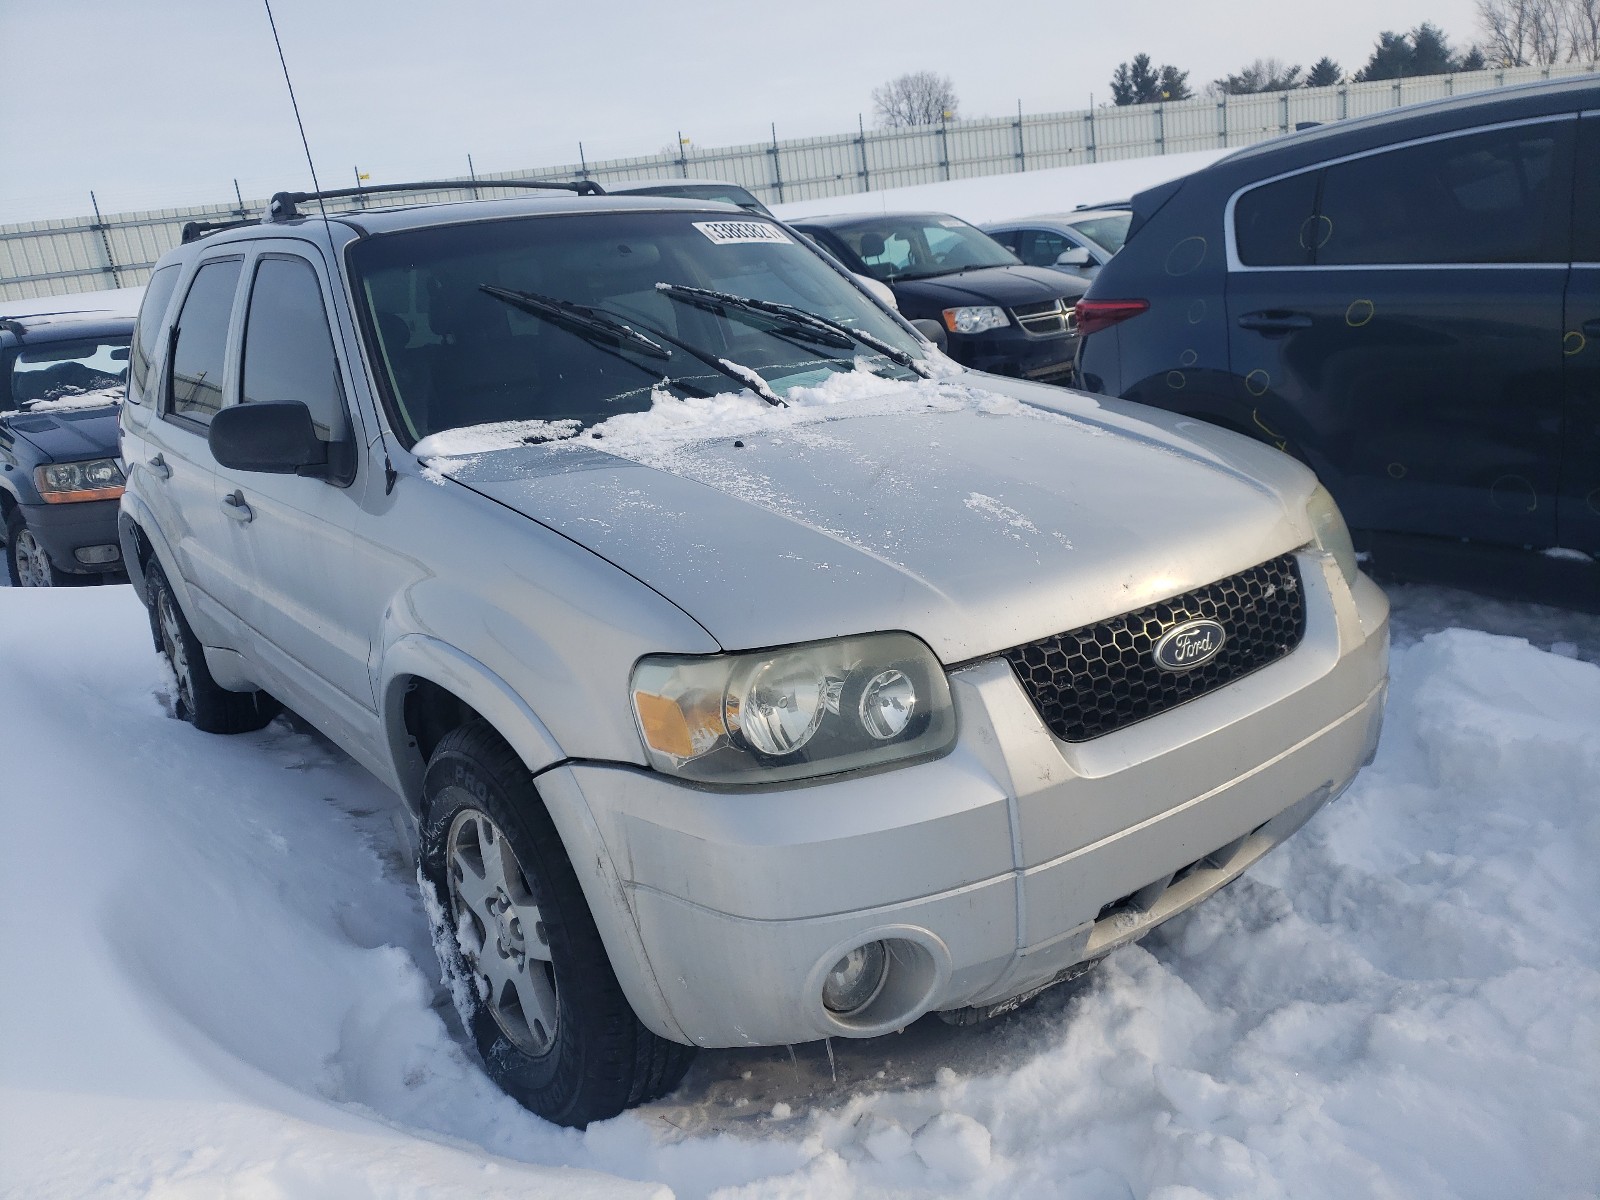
top-left (181, 217), bottom-right (261, 243)
top-left (267, 178), bottom-right (606, 222)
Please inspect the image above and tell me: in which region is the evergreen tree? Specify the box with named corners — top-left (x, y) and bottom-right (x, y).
top-left (1305, 57), bottom-right (1343, 87)
top-left (1353, 31), bottom-right (1415, 80)
top-left (1110, 54), bottom-right (1192, 105)
top-left (1353, 24), bottom-right (1476, 80)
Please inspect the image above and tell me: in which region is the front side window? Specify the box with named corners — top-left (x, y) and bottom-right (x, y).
top-left (168, 259), bottom-right (242, 423)
top-left (240, 257), bottom-right (348, 442)
top-left (829, 217), bottom-right (1019, 281)
top-left (8, 336), bottom-right (130, 409)
top-left (1316, 122), bottom-right (1574, 266)
top-left (129, 263), bottom-right (183, 401)
top-left (347, 210), bottom-right (927, 444)
top-left (1015, 228), bottom-right (1072, 268)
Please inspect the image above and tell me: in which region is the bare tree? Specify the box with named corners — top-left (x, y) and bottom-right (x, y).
top-left (1212, 57), bottom-right (1304, 94)
top-left (1478, 0), bottom-right (1567, 64)
top-left (872, 72), bottom-right (959, 128)
top-left (1565, 0), bottom-right (1600, 58)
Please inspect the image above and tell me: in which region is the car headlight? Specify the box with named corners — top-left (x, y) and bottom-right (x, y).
top-left (631, 632), bottom-right (956, 785)
top-left (35, 458), bottom-right (126, 504)
top-left (941, 306), bottom-right (1009, 335)
top-left (1307, 484), bottom-right (1357, 586)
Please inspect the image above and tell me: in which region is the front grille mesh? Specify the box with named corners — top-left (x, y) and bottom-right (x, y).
top-left (1002, 555), bottom-right (1306, 742)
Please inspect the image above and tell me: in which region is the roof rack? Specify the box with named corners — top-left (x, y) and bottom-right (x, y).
top-left (181, 216), bottom-right (260, 244)
top-left (266, 178), bottom-right (606, 222)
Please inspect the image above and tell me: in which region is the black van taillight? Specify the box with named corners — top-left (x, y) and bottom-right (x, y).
top-left (1074, 299), bottom-right (1149, 337)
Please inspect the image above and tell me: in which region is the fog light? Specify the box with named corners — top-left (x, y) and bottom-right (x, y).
top-left (73, 544), bottom-right (120, 565)
top-left (822, 940), bottom-right (889, 1014)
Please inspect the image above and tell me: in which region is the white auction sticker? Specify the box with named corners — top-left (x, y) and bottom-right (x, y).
top-left (693, 220), bottom-right (793, 246)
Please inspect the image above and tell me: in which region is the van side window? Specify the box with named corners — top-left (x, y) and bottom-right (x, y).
top-left (168, 259), bottom-right (243, 423)
top-left (240, 257), bottom-right (349, 442)
top-left (1234, 171), bottom-right (1320, 267)
top-left (1574, 117), bottom-right (1600, 263)
top-left (1315, 122), bottom-right (1574, 266)
top-left (129, 263), bottom-right (182, 403)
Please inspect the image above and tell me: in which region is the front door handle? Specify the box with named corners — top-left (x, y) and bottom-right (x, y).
top-left (221, 490), bottom-right (253, 523)
top-left (147, 454), bottom-right (171, 480)
top-left (1237, 311), bottom-right (1313, 334)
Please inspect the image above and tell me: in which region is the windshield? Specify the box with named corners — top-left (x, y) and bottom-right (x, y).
top-left (827, 216), bottom-right (1019, 282)
top-left (6, 335), bottom-right (131, 410)
top-left (347, 211), bottom-right (924, 444)
top-left (1067, 212), bottom-right (1133, 255)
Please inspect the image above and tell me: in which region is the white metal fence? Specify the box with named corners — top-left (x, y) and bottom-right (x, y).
top-left (4, 62), bottom-right (1596, 303)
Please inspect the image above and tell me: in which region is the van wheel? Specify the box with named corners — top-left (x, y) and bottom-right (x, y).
top-left (145, 562), bottom-right (279, 733)
top-left (418, 720), bottom-right (694, 1128)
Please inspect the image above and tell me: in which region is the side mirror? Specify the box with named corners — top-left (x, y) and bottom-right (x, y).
top-left (1054, 246), bottom-right (1094, 268)
top-left (209, 400), bottom-right (328, 476)
top-left (911, 318), bottom-right (949, 352)
top-left (854, 273), bottom-right (900, 311)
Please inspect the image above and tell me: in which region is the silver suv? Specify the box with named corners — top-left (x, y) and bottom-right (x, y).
top-left (119, 184), bottom-right (1389, 1128)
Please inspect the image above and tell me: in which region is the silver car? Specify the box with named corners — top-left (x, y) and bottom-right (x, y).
top-left (983, 205), bottom-right (1135, 281)
top-left (119, 186), bottom-right (1388, 1128)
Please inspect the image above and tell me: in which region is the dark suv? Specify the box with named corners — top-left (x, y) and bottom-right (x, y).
top-left (791, 212), bottom-right (1085, 384)
top-left (1076, 76), bottom-right (1600, 585)
top-left (0, 310), bottom-right (134, 585)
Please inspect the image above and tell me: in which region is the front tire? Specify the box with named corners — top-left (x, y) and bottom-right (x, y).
top-left (419, 720), bottom-right (694, 1127)
top-left (145, 561), bottom-right (279, 733)
top-left (6, 509), bottom-right (67, 587)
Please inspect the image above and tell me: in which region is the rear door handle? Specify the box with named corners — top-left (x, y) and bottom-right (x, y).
top-left (1237, 311), bottom-right (1313, 334)
top-left (147, 454), bottom-right (171, 480)
top-left (221, 490), bottom-right (253, 523)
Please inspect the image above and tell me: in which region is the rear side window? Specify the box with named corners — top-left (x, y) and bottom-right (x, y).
top-left (1234, 171), bottom-right (1320, 267)
top-left (168, 259), bottom-right (242, 423)
top-left (1574, 117), bottom-right (1600, 262)
top-left (129, 263), bottom-right (182, 402)
top-left (240, 257), bottom-right (348, 442)
top-left (1316, 122), bottom-right (1574, 265)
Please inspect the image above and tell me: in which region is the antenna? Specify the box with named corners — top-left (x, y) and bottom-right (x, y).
top-left (260, 0), bottom-right (400, 490)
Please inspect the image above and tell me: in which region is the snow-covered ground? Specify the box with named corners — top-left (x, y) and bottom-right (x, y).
top-left (1, 579), bottom-right (1596, 1200)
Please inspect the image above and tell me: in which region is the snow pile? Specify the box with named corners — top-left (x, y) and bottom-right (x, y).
top-left (20, 383), bottom-right (124, 412)
top-left (2, 585), bottom-right (1597, 1198)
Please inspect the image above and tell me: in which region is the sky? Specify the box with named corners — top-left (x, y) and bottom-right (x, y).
top-left (2, 0), bottom-right (1485, 225)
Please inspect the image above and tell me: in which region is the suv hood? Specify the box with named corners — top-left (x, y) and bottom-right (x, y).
top-left (1, 405), bottom-right (120, 460)
top-left (435, 379), bottom-right (1317, 661)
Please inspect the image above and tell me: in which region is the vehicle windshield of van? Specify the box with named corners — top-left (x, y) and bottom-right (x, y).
top-left (1068, 212), bottom-right (1132, 255)
top-left (348, 211), bottom-right (925, 444)
top-left (830, 216), bottom-right (1020, 282)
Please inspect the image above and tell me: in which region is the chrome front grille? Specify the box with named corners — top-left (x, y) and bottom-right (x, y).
top-left (1011, 299), bottom-right (1077, 336)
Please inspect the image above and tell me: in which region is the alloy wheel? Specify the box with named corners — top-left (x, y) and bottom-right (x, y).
top-left (14, 529), bottom-right (53, 587)
top-left (446, 808), bottom-right (559, 1054)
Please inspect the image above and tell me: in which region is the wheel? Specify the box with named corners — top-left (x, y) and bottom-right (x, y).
top-left (6, 508), bottom-right (68, 587)
top-left (145, 561), bottom-right (279, 733)
top-left (418, 720), bottom-right (694, 1127)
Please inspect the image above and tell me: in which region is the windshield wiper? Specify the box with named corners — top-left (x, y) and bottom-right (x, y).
top-left (655, 283), bottom-right (932, 379)
top-left (480, 285), bottom-right (670, 360)
top-left (480, 284), bottom-right (784, 407)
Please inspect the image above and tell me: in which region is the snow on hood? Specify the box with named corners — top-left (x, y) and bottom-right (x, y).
top-left (415, 369), bottom-right (1315, 658)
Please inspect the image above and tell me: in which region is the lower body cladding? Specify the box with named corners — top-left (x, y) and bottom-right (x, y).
top-left (538, 556), bottom-right (1389, 1049)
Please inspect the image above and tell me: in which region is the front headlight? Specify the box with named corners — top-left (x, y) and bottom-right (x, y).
top-left (942, 306), bottom-right (1009, 335)
top-left (631, 632), bottom-right (956, 785)
top-left (35, 458), bottom-right (126, 504)
top-left (1307, 484), bottom-right (1357, 586)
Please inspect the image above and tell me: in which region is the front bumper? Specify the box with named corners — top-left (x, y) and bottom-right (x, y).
top-left (950, 324), bottom-right (1079, 385)
top-left (538, 553), bottom-right (1388, 1048)
top-left (9, 498), bottom-right (123, 575)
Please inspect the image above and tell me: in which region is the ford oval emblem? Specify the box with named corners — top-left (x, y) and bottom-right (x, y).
top-left (1153, 618), bottom-right (1227, 672)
